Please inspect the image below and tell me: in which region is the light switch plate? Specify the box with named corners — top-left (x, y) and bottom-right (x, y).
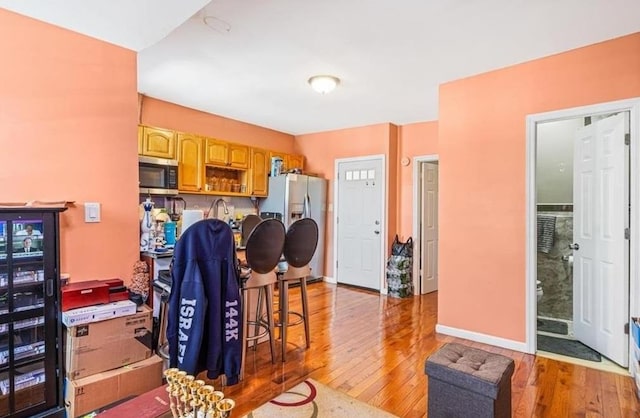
top-left (84, 202), bottom-right (101, 223)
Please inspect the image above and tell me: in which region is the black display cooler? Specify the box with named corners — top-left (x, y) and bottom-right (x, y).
top-left (0, 208), bottom-right (66, 417)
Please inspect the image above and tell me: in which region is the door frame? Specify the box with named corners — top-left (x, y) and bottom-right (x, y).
top-left (412, 154), bottom-right (439, 295)
top-left (333, 154), bottom-right (387, 292)
top-left (525, 98), bottom-right (640, 370)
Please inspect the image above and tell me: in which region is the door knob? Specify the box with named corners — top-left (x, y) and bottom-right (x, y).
top-left (569, 243), bottom-right (580, 250)
top-left (374, 230), bottom-right (380, 234)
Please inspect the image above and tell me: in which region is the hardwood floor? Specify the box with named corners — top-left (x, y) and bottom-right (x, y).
top-left (197, 282), bottom-right (640, 417)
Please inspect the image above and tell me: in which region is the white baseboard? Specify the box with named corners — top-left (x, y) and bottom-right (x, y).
top-left (435, 324), bottom-right (528, 353)
top-left (324, 276), bottom-right (336, 284)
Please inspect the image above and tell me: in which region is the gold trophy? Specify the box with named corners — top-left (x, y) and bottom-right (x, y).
top-left (171, 370), bottom-right (187, 418)
top-left (164, 368), bottom-right (180, 418)
top-left (164, 369), bottom-right (234, 418)
top-left (205, 391), bottom-right (225, 418)
top-left (216, 398), bottom-right (236, 418)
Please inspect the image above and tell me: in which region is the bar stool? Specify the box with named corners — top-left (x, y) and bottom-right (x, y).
top-left (239, 218), bottom-right (285, 380)
top-left (277, 218), bottom-right (319, 362)
top-left (240, 214), bottom-right (261, 247)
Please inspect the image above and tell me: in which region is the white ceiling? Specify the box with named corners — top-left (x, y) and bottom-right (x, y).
top-left (2, 0), bottom-right (640, 135)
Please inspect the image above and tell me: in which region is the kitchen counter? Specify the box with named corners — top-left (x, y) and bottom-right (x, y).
top-left (141, 249), bottom-right (174, 258)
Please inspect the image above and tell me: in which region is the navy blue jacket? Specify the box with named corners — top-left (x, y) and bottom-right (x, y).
top-left (167, 219), bottom-right (242, 385)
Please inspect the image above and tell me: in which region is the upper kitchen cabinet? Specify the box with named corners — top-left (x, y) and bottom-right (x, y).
top-left (228, 144), bottom-right (249, 169)
top-left (268, 151), bottom-right (305, 172)
top-left (137, 126), bottom-right (143, 155)
top-left (269, 151), bottom-right (289, 172)
top-left (139, 126), bottom-right (177, 160)
top-left (177, 133), bottom-right (203, 193)
top-left (205, 139), bottom-right (249, 169)
top-left (250, 148), bottom-right (269, 196)
top-left (288, 154), bottom-right (305, 171)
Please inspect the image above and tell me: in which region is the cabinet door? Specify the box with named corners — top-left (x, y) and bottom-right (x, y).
top-left (137, 126), bottom-right (143, 155)
top-left (250, 148), bottom-right (269, 196)
top-left (269, 151), bottom-right (290, 173)
top-left (228, 144), bottom-right (249, 169)
top-left (288, 154), bottom-right (305, 171)
top-left (177, 134), bottom-right (203, 192)
top-left (205, 139), bottom-right (229, 166)
top-left (141, 127), bottom-right (177, 160)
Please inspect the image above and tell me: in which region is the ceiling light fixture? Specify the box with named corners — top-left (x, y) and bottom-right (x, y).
top-left (308, 75), bottom-right (340, 94)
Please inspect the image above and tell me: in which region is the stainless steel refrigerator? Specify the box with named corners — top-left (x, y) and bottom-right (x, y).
top-left (259, 173), bottom-right (327, 279)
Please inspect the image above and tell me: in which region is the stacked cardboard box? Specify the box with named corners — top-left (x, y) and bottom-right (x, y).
top-left (65, 355), bottom-right (163, 418)
top-left (64, 306), bottom-right (162, 417)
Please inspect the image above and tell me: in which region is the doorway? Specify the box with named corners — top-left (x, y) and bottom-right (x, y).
top-left (526, 98), bottom-right (640, 372)
top-left (412, 155), bottom-right (439, 294)
top-left (334, 155), bottom-right (386, 291)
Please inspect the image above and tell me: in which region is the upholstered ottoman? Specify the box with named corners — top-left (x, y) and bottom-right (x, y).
top-left (424, 343), bottom-right (515, 418)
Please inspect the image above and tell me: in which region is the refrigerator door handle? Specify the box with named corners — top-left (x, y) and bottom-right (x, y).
top-left (303, 193), bottom-right (311, 218)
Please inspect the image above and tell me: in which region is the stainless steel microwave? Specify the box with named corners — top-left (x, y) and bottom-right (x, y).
top-left (138, 156), bottom-right (179, 195)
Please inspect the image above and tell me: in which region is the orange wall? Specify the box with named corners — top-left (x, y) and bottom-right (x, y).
top-left (295, 124), bottom-right (394, 277)
top-left (0, 10), bottom-right (140, 282)
top-left (398, 122), bottom-right (439, 239)
top-left (141, 97), bottom-right (295, 152)
top-left (438, 33), bottom-right (640, 342)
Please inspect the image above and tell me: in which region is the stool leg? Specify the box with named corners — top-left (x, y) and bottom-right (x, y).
top-left (280, 279), bottom-right (289, 362)
top-left (253, 287), bottom-right (264, 351)
top-left (240, 287), bottom-right (248, 381)
top-left (300, 277), bottom-right (310, 349)
top-left (265, 284), bottom-right (276, 364)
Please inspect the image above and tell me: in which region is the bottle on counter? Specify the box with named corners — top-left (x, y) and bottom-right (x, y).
top-left (164, 219), bottom-right (177, 247)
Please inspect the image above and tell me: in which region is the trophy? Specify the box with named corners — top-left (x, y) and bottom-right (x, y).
top-left (163, 368), bottom-right (235, 417)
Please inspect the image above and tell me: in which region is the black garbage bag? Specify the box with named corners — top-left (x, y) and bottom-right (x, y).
top-left (387, 235), bottom-right (413, 298)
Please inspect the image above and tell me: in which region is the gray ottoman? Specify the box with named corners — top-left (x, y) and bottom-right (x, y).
top-left (425, 343), bottom-right (515, 418)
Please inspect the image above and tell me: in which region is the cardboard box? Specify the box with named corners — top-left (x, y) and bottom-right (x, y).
top-left (62, 300), bottom-right (137, 327)
top-left (65, 355), bottom-right (163, 418)
top-left (65, 306), bottom-right (153, 380)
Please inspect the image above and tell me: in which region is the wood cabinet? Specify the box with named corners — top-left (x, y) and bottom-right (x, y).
top-left (139, 126), bottom-right (177, 160)
top-left (250, 148), bottom-right (269, 196)
top-left (204, 139), bottom-right (228, 166)
top-left (269, 151), bottom-right (289, 172)
top-left (177, 133), bottom-right (203, 192)
top-left (138, 124), bottom-right (308, 197)
top-left (205, 139), bottom-right (249, 169)
top-left (228, 143), bottom-right (249, 169)
top-left (268, 151), bottom-right (305, 172)
top-left (137, 126), bottom-right (143, 155)
top-left (288, 154), bottom-right (305, 171)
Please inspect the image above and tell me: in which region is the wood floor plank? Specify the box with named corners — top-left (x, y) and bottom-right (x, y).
top-left (584, 367), bottom-right (604, 415)
top-left (120, 283), bottom-right (640, 417)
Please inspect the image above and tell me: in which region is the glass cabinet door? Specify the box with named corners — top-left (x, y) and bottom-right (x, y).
top-left (0, 215), bottom-right (59, 417)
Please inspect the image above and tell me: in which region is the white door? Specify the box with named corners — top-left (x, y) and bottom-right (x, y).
top-left (573, 113), bottom-right (629, 367)
top-left (336, 158), bottom-right (384, 290)
top-left (420, 162), bottom-right (438, 294)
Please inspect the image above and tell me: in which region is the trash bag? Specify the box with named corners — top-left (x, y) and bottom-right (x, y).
top-left (391, 235), bottom-right (413, 257)
top-left (387, 235), bottom-right (413, 298)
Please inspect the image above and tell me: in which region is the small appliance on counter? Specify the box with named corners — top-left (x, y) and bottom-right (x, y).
top-left (166, 196), bottom-right (186, 222)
